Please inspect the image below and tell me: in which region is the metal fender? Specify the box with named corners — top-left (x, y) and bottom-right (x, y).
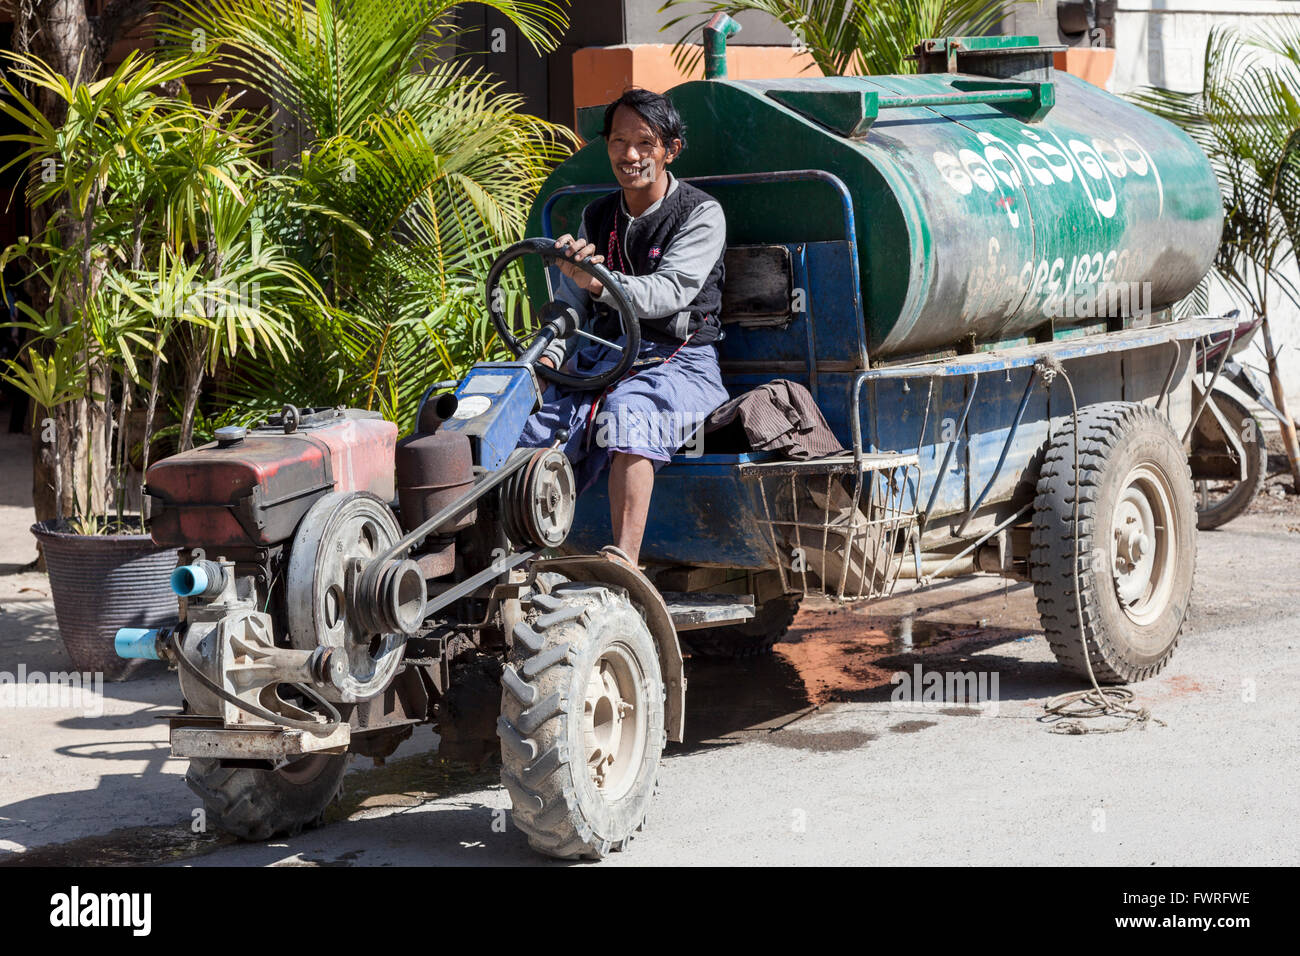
top-left (531, 551), bottom-right (687, 743)
top-left (1189, 381), bottom-right (1249, 482)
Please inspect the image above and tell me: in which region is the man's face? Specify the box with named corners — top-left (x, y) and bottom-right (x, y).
top-left (606, 105), bottom-right (679, 193)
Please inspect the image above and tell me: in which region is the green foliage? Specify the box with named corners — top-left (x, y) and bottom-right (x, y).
top-left (165, 0), bottom-right (576, 432)
top-left (660, 0), bottom-right (1033, 77)
top-left (1129, 22), bottom-right (1300, 317)
top-left (1, 0), bottom-right (573, 528)
top-left (0, 340), bottom-right (87, 410)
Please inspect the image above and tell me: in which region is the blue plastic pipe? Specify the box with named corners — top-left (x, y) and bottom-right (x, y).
top-left (115, 627), bottom-right (164, 660)
top-left (170, 564), bottom-right (210, 597)
top-left (171, 560), bottom-right (225, 598)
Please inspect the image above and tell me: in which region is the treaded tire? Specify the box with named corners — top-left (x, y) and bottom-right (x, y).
top-left (1030, 401), bottom-right (1196, 684)
top-left (682, 595), bottom-right (802, 659)
top-left (1195, 391), bottom-right (1267, 530)
top-left (185, 753), bottom-right (350, 841)
top-left (498, 581), bottom-right (665, 860)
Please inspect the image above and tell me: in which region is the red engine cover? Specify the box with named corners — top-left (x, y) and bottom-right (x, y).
top-left (147, 411), bottom-right (397, 549)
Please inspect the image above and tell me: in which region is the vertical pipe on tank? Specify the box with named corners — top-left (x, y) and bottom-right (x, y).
top-left (704, 13), bottom-right (741, 79)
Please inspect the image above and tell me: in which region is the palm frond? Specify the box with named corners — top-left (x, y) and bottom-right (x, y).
top-left (157, 0), bottom-right (576, 429)
top-left (1130, 20), bottom-right (1300, 317)
top-left (659, 0), bottom-right (1034, 78)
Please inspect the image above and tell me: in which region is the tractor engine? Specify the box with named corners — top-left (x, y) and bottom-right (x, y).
top-left (130, 403), bottom-right (490, 764)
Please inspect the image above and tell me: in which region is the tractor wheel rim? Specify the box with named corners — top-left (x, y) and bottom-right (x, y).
top-left (1111, 463), bottom-right (1176, 626)
top-left (581, 643), bottom-right (646, 801)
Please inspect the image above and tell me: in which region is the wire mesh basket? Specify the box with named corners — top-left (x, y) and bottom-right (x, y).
top-left (738, 453), bottom-right (920, 602)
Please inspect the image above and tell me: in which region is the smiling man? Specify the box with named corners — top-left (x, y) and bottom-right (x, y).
top-left (518, 88), bottom-right (729, 566)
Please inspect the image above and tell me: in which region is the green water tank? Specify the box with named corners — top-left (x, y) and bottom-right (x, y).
top-left (530, 36), bottom-right (1223, 361)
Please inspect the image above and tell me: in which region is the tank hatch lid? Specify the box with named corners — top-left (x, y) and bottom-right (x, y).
top-left (758, 75), bottom-right (1055, 137)
top-left (764, 84), bottom-right (878, 138)
top-left (914, 35), bottom-right (1067, 81)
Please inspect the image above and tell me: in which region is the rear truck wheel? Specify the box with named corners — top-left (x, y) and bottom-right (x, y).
top-left (1030, 401), bottom-right (1196, 684)
top-left (498, 581), bottom-right (665, 860)
top-left (185, 752), bottom-right (350, 840)
top-left (682, 594), bottom-right (802, 659)
top-left (1195, 391), bottom-right (1267, 530)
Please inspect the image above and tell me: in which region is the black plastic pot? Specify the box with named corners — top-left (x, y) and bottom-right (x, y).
top-left (30, 520), bottom-right (179, 681)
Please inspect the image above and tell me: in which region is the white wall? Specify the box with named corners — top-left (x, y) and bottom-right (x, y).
top-left (1113, 1), bottom-right (1300, 408)
top-left (1113, 0), bottom-right (1300, 92)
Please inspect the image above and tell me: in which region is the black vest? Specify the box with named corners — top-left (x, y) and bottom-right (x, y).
top-left (582, 179), bottom-right (725, 346)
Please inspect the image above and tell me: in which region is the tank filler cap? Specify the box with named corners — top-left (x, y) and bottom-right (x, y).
top-left (215, 425), bottom-right (246, 447)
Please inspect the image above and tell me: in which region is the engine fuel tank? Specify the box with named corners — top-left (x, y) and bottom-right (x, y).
top-left (147, 408), bottom-right (397, 549)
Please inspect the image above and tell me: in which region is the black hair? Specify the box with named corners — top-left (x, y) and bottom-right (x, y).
top-left (601, 88), bottom-right (686, 154)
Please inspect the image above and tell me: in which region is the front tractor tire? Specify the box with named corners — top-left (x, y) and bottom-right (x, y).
top-left (498, 582), bottom-right (665, 860)
top-left (186, 753), bottom-right (350, 841)
top-left (1030, 401), bottom-right (1197, 684)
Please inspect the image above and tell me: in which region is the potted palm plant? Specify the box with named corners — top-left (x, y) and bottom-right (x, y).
top-left (0, 51), bottom-right (315, 678)
top-left (2, 0), bottom-right (577, 678)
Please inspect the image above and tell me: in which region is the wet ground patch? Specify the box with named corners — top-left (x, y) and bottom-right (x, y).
top-left (761, 729), bottom-right (877, 752)
top-left (1, 824), bottom-right (233, 867)
top-left (888, 720), bottom-right (938, 734)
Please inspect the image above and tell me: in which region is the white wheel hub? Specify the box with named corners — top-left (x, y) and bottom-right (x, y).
top-left (581, 644), bottom-right (646, 800)
top-left (1110, 464), bottom-right (1176, 626)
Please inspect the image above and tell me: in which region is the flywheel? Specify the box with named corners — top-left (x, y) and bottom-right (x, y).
top-left (286, 492), bottom-right (411, 702)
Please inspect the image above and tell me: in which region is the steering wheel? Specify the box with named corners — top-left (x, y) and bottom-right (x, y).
top-left (485, 237), bottom-right (640, 392)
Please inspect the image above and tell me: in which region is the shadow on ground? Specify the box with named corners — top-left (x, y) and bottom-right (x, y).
top-left (1, 599), bottom-right (1069, 866)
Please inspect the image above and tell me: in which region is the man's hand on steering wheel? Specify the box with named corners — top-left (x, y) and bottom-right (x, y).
top-left (484, 236), bottom-right (640, 392)
top-left (553, 234), bottom-right (605, 298)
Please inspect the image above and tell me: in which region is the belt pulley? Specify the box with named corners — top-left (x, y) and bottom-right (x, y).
top-left (500, 448), bottom-right (576, 551)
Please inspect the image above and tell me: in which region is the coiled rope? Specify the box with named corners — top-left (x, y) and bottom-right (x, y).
top-left (1034, 357), bottom-right (1163, 735)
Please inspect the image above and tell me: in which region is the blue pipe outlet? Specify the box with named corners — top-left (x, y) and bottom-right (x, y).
top-left (171, 561), bottom-right (225, 598)
top-left (115, 627), bottom-right (164, 660)
top-left (170, 564), bottom-right (209, 597)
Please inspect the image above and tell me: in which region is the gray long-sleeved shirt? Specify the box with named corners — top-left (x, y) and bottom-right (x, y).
top-left (544, 173), bottom-right (726, 367)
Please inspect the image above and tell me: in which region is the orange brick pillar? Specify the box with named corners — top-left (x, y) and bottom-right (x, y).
top-left (1053, 48), bottom-right (1116, 89)
top-left (571, 44), bottom-right (818, 130)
